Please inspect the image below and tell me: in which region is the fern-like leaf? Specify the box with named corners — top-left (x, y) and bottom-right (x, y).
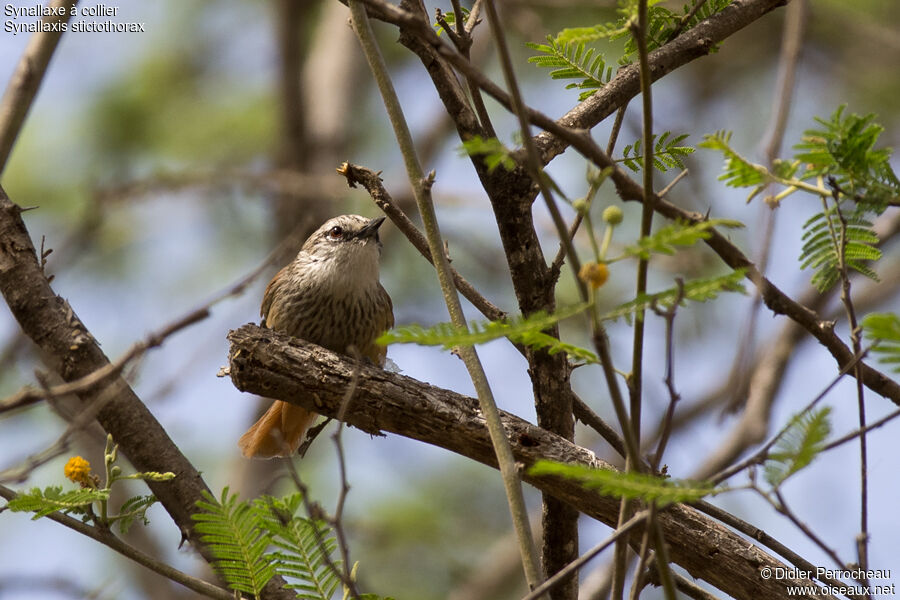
top-left (798, 207), bottom-right (881, 292)
top-left (862, 313), bottom-right (900, 373)
top-left (255, 494), bottom-right (342, 600)
top-left (602, 270), bottom-right (746, 323)
top-left (379, 302), bottom-right (594, 362)
top-left (529, 460), bottom-right (718, 506)
top-left (512, 330), bottom-right (598, 364)
top-left (116, 494), bottom-right (158, 534)
top-left (193, 488), bottom-right (276, 597)
top-left (764, 408), bottom-right (832, 487)
top-left (554, 24), bottom-right (625, 45)
top-left (5, 486), bottom-right (109, 519)
top-left (620, 0), bottom-right (733, 60)
top-left (699, 131), bottom-right (770, 200)
top-left (794, 105), bottom-right (900, 212)
top-left (526, 37), bottom-right (614, 100)
top-left (620, 132), bottom-right (694, 173)
top-left (619, 218), bottom-right (744, 260)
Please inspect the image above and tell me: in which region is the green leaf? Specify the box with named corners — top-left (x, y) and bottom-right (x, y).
top-left (794, 105), bottom-right (900, 211)
top-left (618, 132), bottom-right (694, 173)
top-left (618, 218), bottom-right (744, 260)
top-left (602, 270), bottom-right (747, 323)
top-left (764, 408), bottom-right (832, 487)
top-left (529, 460), bottom-right (719, 505)
top-left (458, 136), bottom-right (517, 173)
top-left (115, 495), bottom-right (158, 533)
top-left (798, 206), bottom-right (881, 292)
top-left (526, 36), bottom-right (614, 99)
top-left (862, 313), bottom-right (900, 373)
top-left (193, 488), bottom-right (276, 597)
top-left (510, 330), bottom-right (598, 364)
top-left (5, 486), bottom-right (109, 519)
top-left (433, 8), bottom-right (469, 36)
top-left (255, 495), bottom-right (342, 600)
top-left (379, 302), bottom-right (594, 362)
top-left (115, 494), bottom-right (158, 534)
top-left (699, 131), bottom-right (769, 195)
top-left (618, 0), bottom-right (733, 61)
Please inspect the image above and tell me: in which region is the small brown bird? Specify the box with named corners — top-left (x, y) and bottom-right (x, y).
top-left (239, 214), bottom-right (394, 458)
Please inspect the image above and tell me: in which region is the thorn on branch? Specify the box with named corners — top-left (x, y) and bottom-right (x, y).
top-left (39, 235), bottom-right (54, 283)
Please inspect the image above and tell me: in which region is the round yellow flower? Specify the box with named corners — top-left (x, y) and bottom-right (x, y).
top-left (64, 456), bottom-right (92, 487)
top-left (579, 262), bottom-right (609, 289)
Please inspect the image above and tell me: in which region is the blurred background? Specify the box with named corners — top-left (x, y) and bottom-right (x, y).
top-left (1, 1), bottom-right (899, 599)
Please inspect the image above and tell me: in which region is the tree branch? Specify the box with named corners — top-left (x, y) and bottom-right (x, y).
top-left (0, 186), bottom-right (295, 600)
top-left (226, 323), bottom-right (835, 600)
top-left (0, 483), bottom-right (233, 600)
top-left (0, 0), bottom-right (78, 174)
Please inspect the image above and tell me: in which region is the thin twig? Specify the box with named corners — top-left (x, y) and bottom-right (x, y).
top-left (722, 0), bottom-right (806, 414)
top-left (0, 378), bottom-right (129, 484)
top-left (283, 313), bottom-right (365, 600)
top-left (629, 0), bottom-right (657, 453)
top-left (657, 169), bottom-right (688, 198)
top-left (346, 1), bottom-right (900, 413)
top-left (520, 511), bottom-right (650, 600)
top-left (665, 0), bottom-right (711, 43)
top-left (822, 408), bottom-right (900, 454)
top-left (650, 280), bottom-right (684, 472)
top-left (438, 3), bottom-right (495, 137)
top-left (708, 345), bottom-right (870, 485)
top-left (648, 515), bottom-right (677, 600)
top-left (348, 0), bottom-right (542, 587)
top-left (627, 507), bottom-right (654, 600)
top-left (1, 217), bottom-right (307, 417)
top-left (330, 351), bottom-right (363, 599)
top-left (0, 0), bottom-right (78, 174)
top-left (549, 103), bottom-right (630, 276)
top-left (0, 484), bottom-right (233, 600)
top-left (692, 499), bottom-right (850, 592)
top-left (830, 186), bottom-right (870, 578)
top-left (769, 488), bottom-right (848, 574)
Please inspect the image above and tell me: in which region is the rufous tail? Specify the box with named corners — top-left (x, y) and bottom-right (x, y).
top-left (238, 400), bottom-right (317, 459)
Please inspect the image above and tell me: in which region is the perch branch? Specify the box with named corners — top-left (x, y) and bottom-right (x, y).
top-left (226, 323), bottom-right (835, 600)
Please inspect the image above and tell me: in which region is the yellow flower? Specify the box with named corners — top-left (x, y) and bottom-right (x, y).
top-left (64, 456), bottom-right (93, 487)
top-left (579, 262), bottom-right (610, 290)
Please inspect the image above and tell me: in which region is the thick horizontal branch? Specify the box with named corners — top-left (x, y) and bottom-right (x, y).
top-left (226, 324), bottom-right (833, 600)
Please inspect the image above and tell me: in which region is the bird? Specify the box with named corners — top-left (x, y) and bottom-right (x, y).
top-left (238, 214), bottom-right (394, 458)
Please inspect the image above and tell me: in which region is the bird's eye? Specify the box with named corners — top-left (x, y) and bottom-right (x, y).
top-left (328, 226), bottom-right (344, 239)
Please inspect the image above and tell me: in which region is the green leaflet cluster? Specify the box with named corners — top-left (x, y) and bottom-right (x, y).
top-left (526, 0), bottom-right (733, 101)
top-left (193, 488), bottom-right (389, 600)
top-left (529, 460), bottom-right (720, 506)
top-left (4, 434), bottom-right (172, 535)
top-left (701, 105), bottom-right (899, 293)
top-left (862, 313), bottom-right (900, 373)
top-left (620, 132), bottom-right (695, 173)
top-left (763, 408), bottom-right (832, 488)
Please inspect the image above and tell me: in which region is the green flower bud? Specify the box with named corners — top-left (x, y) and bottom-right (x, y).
top-left (572, 198), bottom-right (589, 215)
top-left (602, 205), bottom-right (624, 225)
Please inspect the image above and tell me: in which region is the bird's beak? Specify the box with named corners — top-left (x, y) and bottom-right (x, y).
top-left (356, 216), bottom-right (386, 240)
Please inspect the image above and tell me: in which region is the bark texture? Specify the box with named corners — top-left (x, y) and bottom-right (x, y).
top-left (227, 323), bottom-right (834, 600)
